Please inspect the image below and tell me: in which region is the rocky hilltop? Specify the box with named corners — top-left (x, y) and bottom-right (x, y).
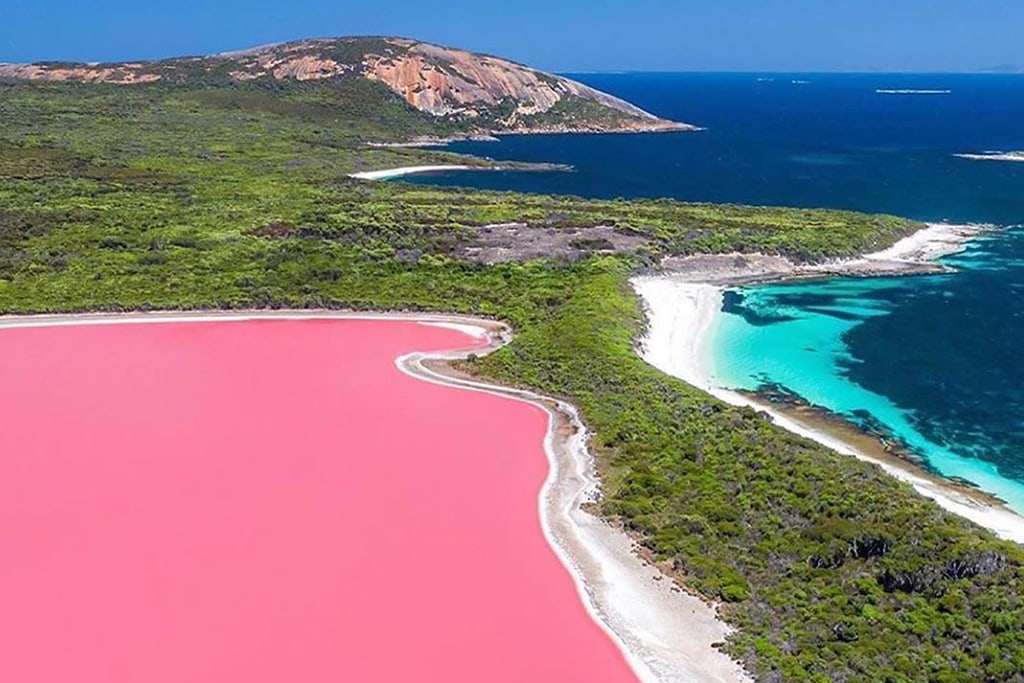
top-left (0, 37), bottom-right (695, 135)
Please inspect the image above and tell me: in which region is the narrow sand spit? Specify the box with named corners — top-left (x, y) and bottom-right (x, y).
top-left (349, 162), bottom-right (571, 181)
top-left (349, 164), bottom-right (473, 180)
top-left (0, 310), bottom-right (750, 683)
top-left (858, 222), bottom-right (986, 263)
top-left (633, 223), bottom-right (1024, 546)
top-left (659, 222), bottom-right (989, 284)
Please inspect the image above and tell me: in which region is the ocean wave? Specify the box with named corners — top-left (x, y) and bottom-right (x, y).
top-left (954, 151), bottom-right (1024, 162)
top-left (876, 89), bottom-right (952, 95)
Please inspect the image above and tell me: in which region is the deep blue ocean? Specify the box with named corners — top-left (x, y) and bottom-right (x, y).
top-left (404, 72), bottom-right (1024, 513)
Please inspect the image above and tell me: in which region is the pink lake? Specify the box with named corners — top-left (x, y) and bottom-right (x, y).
top-left (0, 319), bottom-right (638, 682)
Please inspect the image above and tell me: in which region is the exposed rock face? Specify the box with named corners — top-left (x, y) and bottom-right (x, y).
top-left (0, 37), bottom-right (697, 134)
top-left (358, 40), bottom-right (686, 132)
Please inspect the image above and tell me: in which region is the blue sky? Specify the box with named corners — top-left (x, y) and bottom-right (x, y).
top-left (1, 0), bottom-right (1020, 72)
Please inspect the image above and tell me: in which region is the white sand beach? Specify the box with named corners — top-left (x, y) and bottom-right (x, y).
top-left (659, 223), bottom-right (988, 285)
top-left (349, 164), bottom-right (473, 180)
top-left (633, 236), bottom-right (1024, 546)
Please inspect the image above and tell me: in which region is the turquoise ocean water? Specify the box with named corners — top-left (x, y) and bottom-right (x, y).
top-left (404, 73), bottom-right (1024, 514)
top-left (712, 231), bottom-right (1024, 513)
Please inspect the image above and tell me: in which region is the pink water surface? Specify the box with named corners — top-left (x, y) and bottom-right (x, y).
top-left (0, 319), bottom-right (639, 682)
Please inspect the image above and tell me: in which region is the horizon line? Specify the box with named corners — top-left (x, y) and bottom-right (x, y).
top-left (1, 34), bottom-right (1018, 76)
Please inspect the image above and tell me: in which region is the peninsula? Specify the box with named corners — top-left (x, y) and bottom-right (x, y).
top-left (0, 36), bottom-right (695, 136)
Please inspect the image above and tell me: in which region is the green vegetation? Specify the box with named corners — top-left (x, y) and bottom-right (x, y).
top-left (524, 95), bottom-right (650, 131)
top-left (2, 80), bottom-right (1022, 683)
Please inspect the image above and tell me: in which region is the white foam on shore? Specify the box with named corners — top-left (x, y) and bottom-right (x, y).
top-left (633, 275), bottom-right (1024, 546)
top-left (862, 222), bottom-right (979, 263)
top-left (349, 165), bottom-right (473, 180)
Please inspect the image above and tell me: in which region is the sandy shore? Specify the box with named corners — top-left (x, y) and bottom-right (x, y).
top-left (0, 310), bottom-right (749, 683)
top-left (659, 222), bottom-right (989, 285)
top-left (633, 223), bottom-right (1024, 546)
top-left (350, 161), bottom-right (572, 181)
top-left (349, 165), bottom-right (474, 180)
top-left (860, 222), bottom-right (987, 263)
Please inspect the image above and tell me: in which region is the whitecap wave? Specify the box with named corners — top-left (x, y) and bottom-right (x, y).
top-left (876, 88), bottom-right (952, 95)
top-left (954, 151), bottom-right (1024, 162)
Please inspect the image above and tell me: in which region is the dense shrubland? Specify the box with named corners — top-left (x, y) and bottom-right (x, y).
top-left (1, 82), bottom-right (1022, 682)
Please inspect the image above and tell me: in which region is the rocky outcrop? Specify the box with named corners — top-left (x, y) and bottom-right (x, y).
top-left (357, 40), bottom-right (694, 133)
top-left (0, 37), bottom-right (697, 134)
top-left (368, 43), bottom-right (596, 115)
